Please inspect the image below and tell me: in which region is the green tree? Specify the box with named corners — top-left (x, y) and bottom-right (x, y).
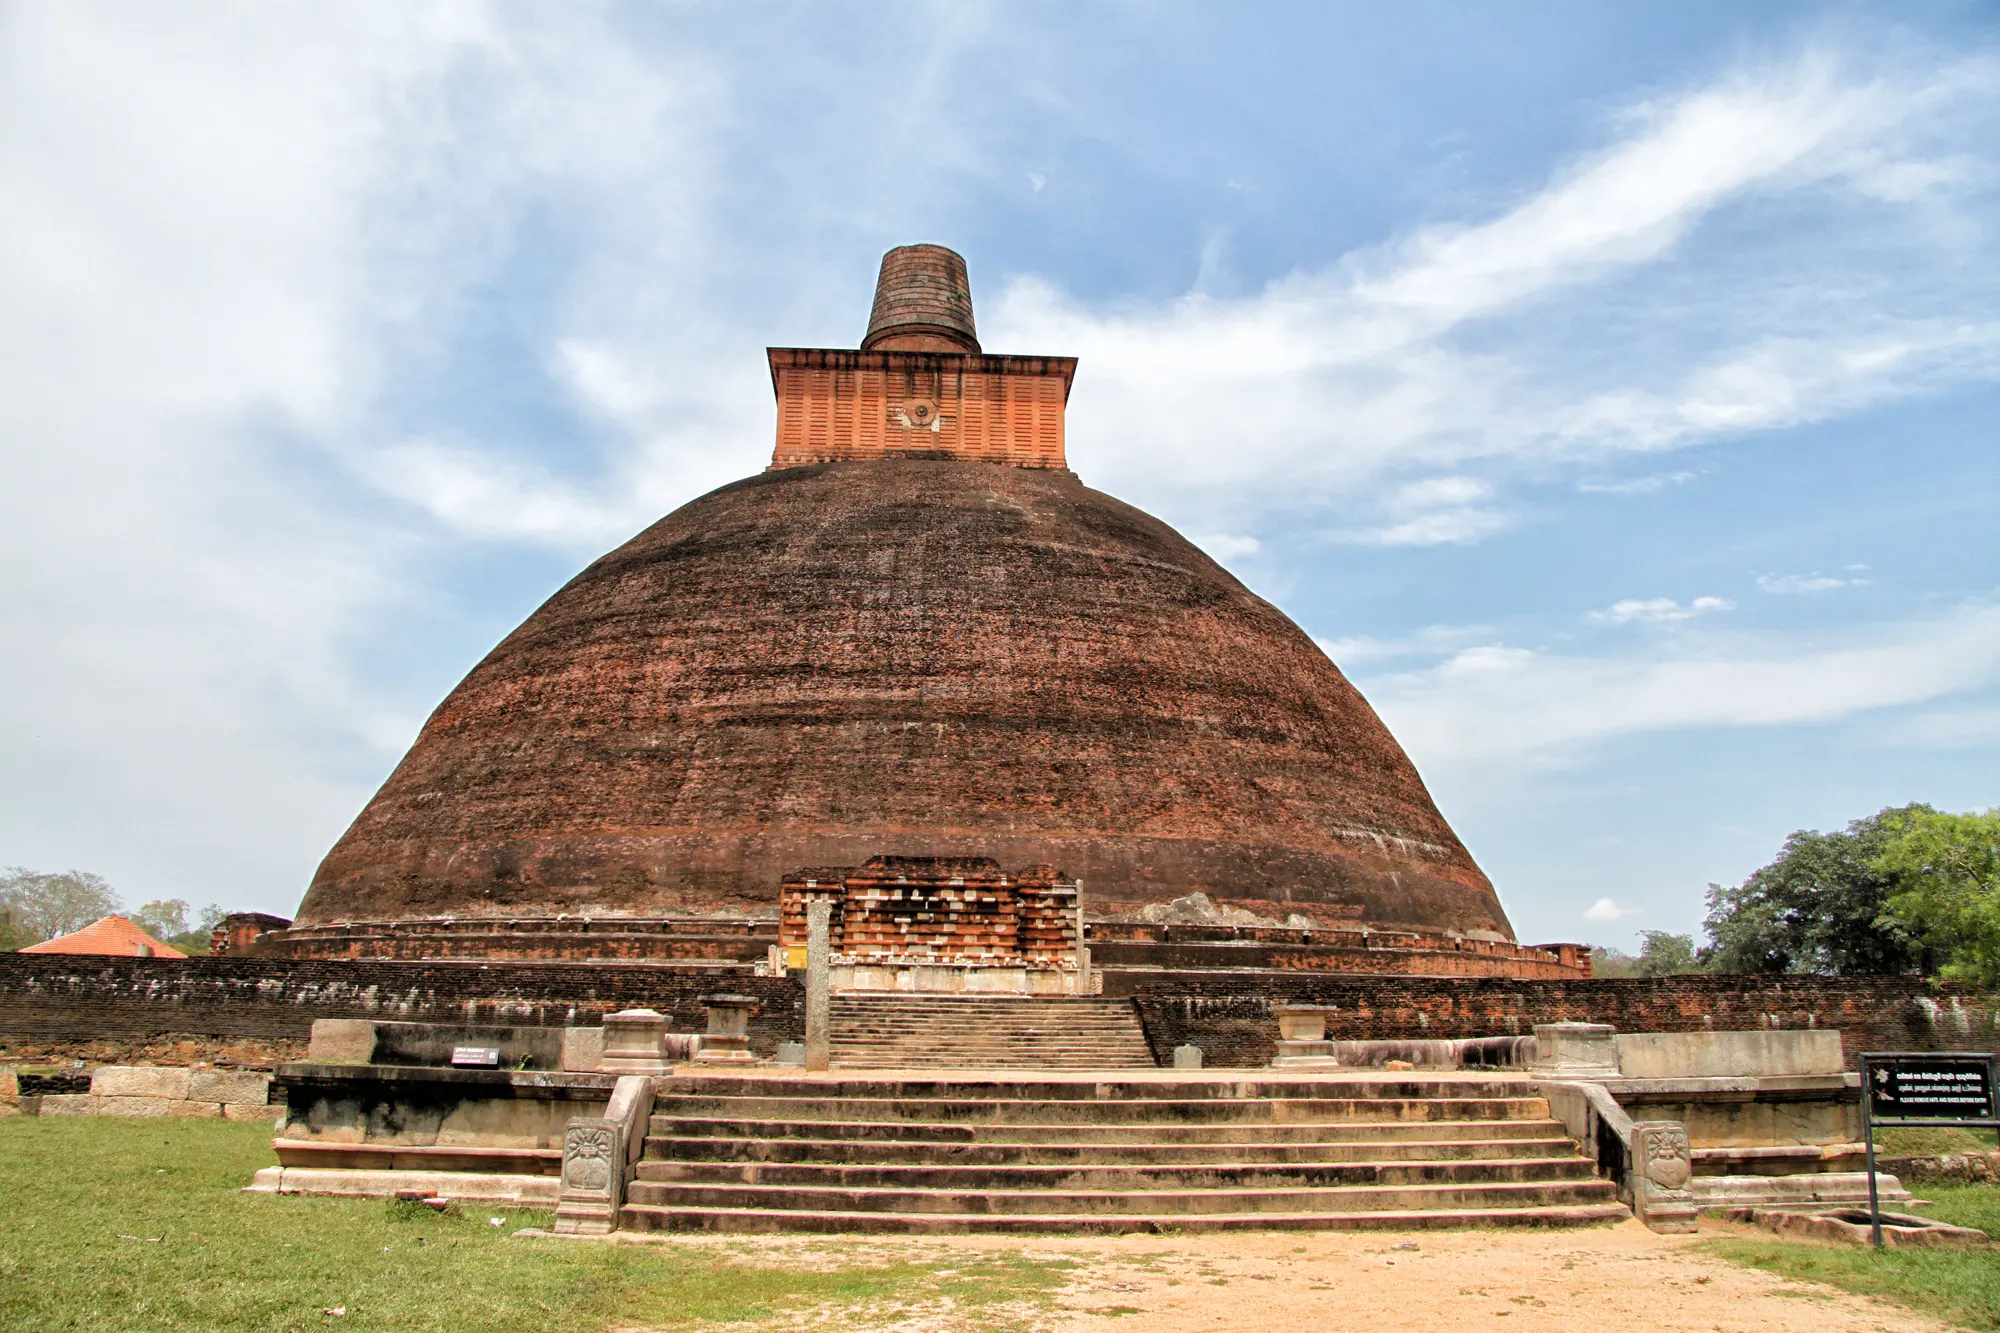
top-left (0, 867), bottom-right (120, 945)
top-left (1633, 929), bottom-right (1700, 976)
top-left (133, 898), bottom-right (190, 941)
top-left (1877, 807), bottom-right (2000, 987)
top-left (1701, 805), bottom-right (1929, 974)
top-left (129, 898), bottom-right (232, 954)
top-left (1589, 945), bottom-right (1638, 978)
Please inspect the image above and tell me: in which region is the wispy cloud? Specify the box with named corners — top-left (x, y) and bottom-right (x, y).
top-left (1587, 596), bottom-right (1734, 625)
top-left (1315, 623), bottom-right (1496, 667)
top-left (1363, 601), bottom-right (2000, 765)
top-left (1584, 897), bottom-right (1640, 923)
top-left (993, 45), bottom-right (2000, 528)
top-left (1756, 572), bottom-right (1871, 594)
top-left (1577, 471), bottom-right (1699, 495)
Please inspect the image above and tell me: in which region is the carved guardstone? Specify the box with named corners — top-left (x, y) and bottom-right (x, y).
top-left (1631, 1120), bottom-right (1700, 1233)
top-left (553, 1118), bottom-right (625, 1235)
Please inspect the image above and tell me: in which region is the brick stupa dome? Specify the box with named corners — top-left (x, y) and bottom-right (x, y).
top-left (287, 246), bottom-right (1517, 952)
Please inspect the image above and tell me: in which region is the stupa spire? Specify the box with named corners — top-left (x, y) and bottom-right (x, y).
top-left (861, 243), bottom-right (981, 353)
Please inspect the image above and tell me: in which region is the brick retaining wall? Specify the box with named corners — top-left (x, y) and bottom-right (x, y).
top-left (0, 955), bottom-right (805, 1056)
top-left (5, 955), bottom-right (1994, 1070)
top-left (1111, 972), bottom-right (2000, 1068)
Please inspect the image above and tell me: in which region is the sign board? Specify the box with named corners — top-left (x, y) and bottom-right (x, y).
top-left (450, 1046), bottom-right (501, 1068)
top-left (1867, 1055), bottom-right (1995, 1122)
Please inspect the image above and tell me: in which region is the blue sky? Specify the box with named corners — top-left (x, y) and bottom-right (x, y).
top-left (1, 2), bottom-right (1995, 947)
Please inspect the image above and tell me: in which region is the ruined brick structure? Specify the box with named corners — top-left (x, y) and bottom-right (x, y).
top-left (281, 244), bottom-right (1557, 974)
top-left (778, 856), bottom-right (1078, 966)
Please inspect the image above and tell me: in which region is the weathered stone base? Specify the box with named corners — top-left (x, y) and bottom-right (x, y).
top-left (1727, 1205), bottom-right (1988, 1248)
top-left (1692, 1170), bottom-right (1914, 1213)
top-left (246, 1166), bottom-right (559, 1205)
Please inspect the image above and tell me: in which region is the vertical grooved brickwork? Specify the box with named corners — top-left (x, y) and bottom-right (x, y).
top-left (769, 349), bottom-right (1074, 471)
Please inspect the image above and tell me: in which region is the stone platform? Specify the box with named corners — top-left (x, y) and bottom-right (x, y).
top-left (619, 1068), bottom-right (1629, 1234)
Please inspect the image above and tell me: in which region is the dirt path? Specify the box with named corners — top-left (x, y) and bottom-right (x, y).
top-left (605, 1220), bottom-right (1954, 1333)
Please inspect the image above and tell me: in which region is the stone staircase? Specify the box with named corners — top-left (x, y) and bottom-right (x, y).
top-left (830, 994), bottom-right (1154, 1068)
top-left (620, 1073), bottom-right (1629, 1234)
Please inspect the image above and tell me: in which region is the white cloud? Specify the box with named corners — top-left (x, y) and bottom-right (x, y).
top-left (1757, 572), bottom-right (1870, 594)
top-left (1584, 897), bottom-right (1639, 923)
top-left (1587, 596), bottom-right (1734, 625)
top-left (992, 46), bottom-right (2000, 523)
top-left (1363, 601), bottom-right (2000, 765)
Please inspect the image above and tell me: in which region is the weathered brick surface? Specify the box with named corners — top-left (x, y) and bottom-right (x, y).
top-left (1117, 972), bottom-right (2000, 1069)
top-left (779, 857), bottom-right (1078, 964)
top-left (0, 955), bottom-right (804, 1056)
top-left (291, 457), bottom-right (1510, 944)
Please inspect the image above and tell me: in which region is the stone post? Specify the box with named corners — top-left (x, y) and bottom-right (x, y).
top-left (1073, 892), bottom-right (1090, 996)
top-left (695, 995), bottom-right (760, 1062)
top-left (600, 1008), bottom-right (671, 1073)
top-left (1528, 1022), bottom-right (1620, 1079)
top-left (1270, 1003), bottom-right (1339, 1067)
top-left (805, 898), bottom-right (831, 1072)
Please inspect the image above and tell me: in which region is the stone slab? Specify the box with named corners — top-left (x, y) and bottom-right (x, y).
top-left (165, 1100), bottom-right (224, 1119)
top-left (224, 1102), bottom-right (279, 1124)
top-left (92, 1066), bottom-right (193, 1100)
top-left (243, 1166), bottom-right (561, 1205)
top-left (1615, 1030), bottom-right (1844, 1079)
top-left (561, 1027), bottom-right (606, 1073)
top-left (307, 1018), bottom-right (378, 1064)
top-left (33, 1093), bottom-right (98, 1116)
top-left (189, 1070), bottom-right (271, 1105)
top-left (92, 1096), bottom-right (176, 1118)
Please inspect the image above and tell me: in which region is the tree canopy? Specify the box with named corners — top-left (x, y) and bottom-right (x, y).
top-left (1700, 805), bottom-right (1932, 975)
top-left (1877, 806), bottom-right (2000, 987)
top-left (0, 869), bottom-right (228, 953)
top-left (0, 867), bottom-right (119, 948)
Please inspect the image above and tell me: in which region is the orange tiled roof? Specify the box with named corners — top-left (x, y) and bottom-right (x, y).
top-left (19, 914), bottom-right (187, 958)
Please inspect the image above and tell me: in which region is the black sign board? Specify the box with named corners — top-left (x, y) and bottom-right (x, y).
top-left (450, 1046), bottom-right (501, 1068)
top-left (1867, 1055), bottom-right (1995, 1122)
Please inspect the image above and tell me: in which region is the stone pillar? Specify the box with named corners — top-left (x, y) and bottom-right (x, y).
top-left (805, 898), bottom-right (832, 1072)
top-left (1270, 1004), bottom-right (1340, 1067)
top-left (1630, 1120), bottom-right (1700, 1233)
top-left (600, 1008), bottom-right (671, 1073)
top-left (1529, 1022), bottom-right (1619, 1079)
top-left (1074, 895), bottom-right (1089, 996)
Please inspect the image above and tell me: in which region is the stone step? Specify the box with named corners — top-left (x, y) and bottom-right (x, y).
top-left (623, 1177), bottom-right (1621, 1217)
top-left (826, 996), bottom-right (1154, 1070)
top-left (647, 1115), bottom-right (1571, 1147)
top-left (650, 1095), bottom-right (1551, 1125)
top-left (633, 1156), bottom-right (1601, 1191)
top-left (831, 1055), bottom-right (1154, 1069)
top-left (640, 1133), bottom-right (1580, 1167)
top-left (618, 1201), bottom-right (1631, 1235)
top-left (660, 1075), bottom-right (1533, 1101)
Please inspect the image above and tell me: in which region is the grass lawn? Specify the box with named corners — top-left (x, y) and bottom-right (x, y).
top-left (1704, 1184), bottom-right (2000, 1332)
top-left (0, 1117), bottom-right (1071, 1332)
